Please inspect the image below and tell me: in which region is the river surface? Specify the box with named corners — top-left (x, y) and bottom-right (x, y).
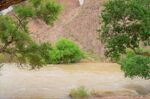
top-left (0, 63), bottom-right (150, 99)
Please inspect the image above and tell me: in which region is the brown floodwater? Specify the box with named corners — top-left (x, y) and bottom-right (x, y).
top-left (0, 63), bottom-right (150, 99)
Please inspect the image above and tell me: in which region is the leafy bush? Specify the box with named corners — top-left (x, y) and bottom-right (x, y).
top-left (119, 49), bottom-right (150, 79)
top-left (48, 48), bottom-right (62, 64)
top-left (69, 86), bottom-right (90, 99)
top-left (99, 0), bottom-right (150, 61)
top-left (48, 38), bottom-right (84, 64)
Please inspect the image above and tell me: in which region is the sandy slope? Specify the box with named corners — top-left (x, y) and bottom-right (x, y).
top-left (28, 0), bottom-right (105, 57)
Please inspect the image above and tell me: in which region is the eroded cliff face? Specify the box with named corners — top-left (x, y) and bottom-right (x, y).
top-left (28, 0), bottom-right (105, 57)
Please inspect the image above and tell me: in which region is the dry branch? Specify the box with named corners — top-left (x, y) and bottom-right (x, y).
top-left (0, 0), bottom-right (26, 11)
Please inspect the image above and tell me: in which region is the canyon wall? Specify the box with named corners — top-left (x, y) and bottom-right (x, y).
top-left (28, 0), bottom-right (105, 57)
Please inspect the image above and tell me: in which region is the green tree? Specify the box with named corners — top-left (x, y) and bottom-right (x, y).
top-left (99, 0), bottom-right (150, 61)
top-left (99, 0), bottom-right (150, 79)
top-left (0, 0), bottom-right (61, 69)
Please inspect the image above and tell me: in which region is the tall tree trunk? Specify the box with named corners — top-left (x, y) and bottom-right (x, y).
top-left (0, 0), bottom-right (26, 11)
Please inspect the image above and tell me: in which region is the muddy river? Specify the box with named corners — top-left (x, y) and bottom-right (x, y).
top-left (0, 63), bottom-right (150, 99)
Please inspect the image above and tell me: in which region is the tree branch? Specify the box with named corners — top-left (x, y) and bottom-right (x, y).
top-left (0, 0), bottom-right (26, 11)
top-left (0, 36), bottom-right (14, 53)
top-left (136, 52), bottom-right (150, 57)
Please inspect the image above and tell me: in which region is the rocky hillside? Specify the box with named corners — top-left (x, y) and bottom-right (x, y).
top-left (28, 0), bottom-right (105, 57)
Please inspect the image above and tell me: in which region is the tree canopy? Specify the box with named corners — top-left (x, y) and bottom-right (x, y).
top-left (99, 0), bottom-right (150, 61)
top-left (0, 0), bottom-right (61, 69)
top-left (99, 0), bottom-right (150, 79)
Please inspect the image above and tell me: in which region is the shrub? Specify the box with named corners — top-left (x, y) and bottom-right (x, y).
top-left (119, 49), bottom-right (150, 79)
top-left (48, 38), bottom-right (84, 64)
top-left (48, 48), bottom-right (62, 64)
top-left (69, 86), bottom-right (90, 99)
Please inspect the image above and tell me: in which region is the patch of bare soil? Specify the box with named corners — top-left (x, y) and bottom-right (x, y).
top-left (28, 0), bottom-right (105, 57)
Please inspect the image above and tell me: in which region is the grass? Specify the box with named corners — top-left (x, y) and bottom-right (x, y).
top-left (69, 86), bottom-right (90, 99)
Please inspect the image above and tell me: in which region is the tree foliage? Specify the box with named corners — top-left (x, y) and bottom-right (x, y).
top-left (99, 0), bottom-right (150, 61)
top-left (119, 49), bottom-right (150, 79)
top-left (99, 0), bottom-right (150, 79)
top-left (14, 0), bottom-right (61, 25)
top-left (0, 0), bottom-right (61, 69)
